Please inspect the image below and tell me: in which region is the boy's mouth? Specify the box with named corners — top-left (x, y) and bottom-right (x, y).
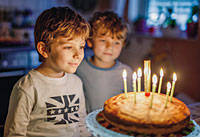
top-left (103, 52), bottom-right (112, 56)
top-left (68, 62), bottom-right (79, 66)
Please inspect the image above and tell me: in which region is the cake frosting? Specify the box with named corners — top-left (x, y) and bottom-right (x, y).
top-left (103, 92), bottom-right (191, 135)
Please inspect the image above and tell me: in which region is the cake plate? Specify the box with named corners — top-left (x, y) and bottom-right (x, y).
top-left (86, 109), bottom-right (200, 137)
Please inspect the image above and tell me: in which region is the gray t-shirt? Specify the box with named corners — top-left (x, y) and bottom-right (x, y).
top-left (76, 57), bottom-right (133, 113)
top-left (4, 69), bottom-right (89, 137)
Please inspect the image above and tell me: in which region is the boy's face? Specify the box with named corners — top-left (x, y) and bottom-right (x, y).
top-left (44, 36), bottom-right (85, 74)
top-left (90, 33), bottom-right (123, 67)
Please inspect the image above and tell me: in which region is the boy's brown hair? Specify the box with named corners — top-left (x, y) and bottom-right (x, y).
top-left (89, 11), bottom-right (129, 46)
top-left (34, 7), bottom-right (90, 62)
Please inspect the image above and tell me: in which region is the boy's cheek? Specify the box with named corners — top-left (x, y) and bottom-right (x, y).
top-left (80, 57), bottom-right (84, 62)
top-left (114, 46), bottom-right (123, 52)
top-left (80, 54), bottom-right (84, 62)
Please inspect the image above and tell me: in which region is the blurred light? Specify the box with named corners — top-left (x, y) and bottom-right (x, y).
top-left (177, 14), bottom-right (188, 31)
top-left (192, 14), bottom-right (198, 22)
top-left (147, 20), bottom-right (152, 26)
top-left (171, 13), bottom-right (177, 19)
top-left (2, 60), bottom-right (8, 67)
top-left (149, 13), bottom-right (159, 22)
top-left (180, 25), bottom-right (187, 31)
top-left (158, 13), bottom-right (166, 25)
top-left (147, 0), bottom-right (199, 31)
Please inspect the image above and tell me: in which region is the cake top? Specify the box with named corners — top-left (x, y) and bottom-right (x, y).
top-left (104, 92), bottom-right (190, 125)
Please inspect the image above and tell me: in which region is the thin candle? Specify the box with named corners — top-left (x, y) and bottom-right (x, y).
top-left (152, 74), bottom-right (157, 93)
top-left (144, 60), bottom-right (151, 92)
top-left (147, 69), bottom-right (151, 93)
top-left (150, 74), bottom-right (157, 108)
top-left (122, 69), bottom-right (128, 98)
top-left (144, 62), bottom-right (148, 92)
top-left (158, 68), bottom-right (164, 95)
top-left (133, 72), bottom-right (137, 92)
top-left (133, 72), bottom-right (137, 104)
top-left (170, 73), bottom-right (177, 102)
top-left (147, 61), bottom-right (151, 92)
top-left (137, 68), bottom-right (142, 92)
top-left (165, 82), bottom-right (171, 108)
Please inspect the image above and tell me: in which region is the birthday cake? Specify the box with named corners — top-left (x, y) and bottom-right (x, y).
top-left (102, 92), bottom-right (191, 135)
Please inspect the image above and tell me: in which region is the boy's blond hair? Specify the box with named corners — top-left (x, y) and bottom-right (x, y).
top-left (34, 7), bottom-right (90, 62)
top-left (89, 11), bottom-right (129, 46)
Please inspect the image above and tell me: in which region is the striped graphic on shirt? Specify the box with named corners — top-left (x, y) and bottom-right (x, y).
top-left (45, 94), bottom-right (80, 125)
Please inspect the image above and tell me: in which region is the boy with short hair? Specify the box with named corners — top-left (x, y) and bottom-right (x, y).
top-left (76, 11), bottom-right (132, 113)
top-left (4, 7), bottom-right (90, 137)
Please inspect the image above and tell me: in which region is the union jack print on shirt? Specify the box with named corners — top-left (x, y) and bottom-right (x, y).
top-left (45, 94), bottom-right (80, 125)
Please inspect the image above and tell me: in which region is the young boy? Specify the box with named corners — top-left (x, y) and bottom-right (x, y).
top-left (76, 11), bottom-right (132, 113)
top-left (4, 7), bottom-right (90, 137)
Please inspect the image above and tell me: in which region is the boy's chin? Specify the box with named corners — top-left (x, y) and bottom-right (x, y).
top-left (65, 68), bottom-right (77, 74)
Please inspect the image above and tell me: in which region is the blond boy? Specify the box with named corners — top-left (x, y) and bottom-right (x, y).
top-left (4, 7), bottom-right (90, 137)
top-left (76, 11), bottom-right (132, 113)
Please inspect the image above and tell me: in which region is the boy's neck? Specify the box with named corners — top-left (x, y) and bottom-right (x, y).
top-left (35, 64), bottom-right (65, 78)
top-left (89, 56), bottom-right (116, 69)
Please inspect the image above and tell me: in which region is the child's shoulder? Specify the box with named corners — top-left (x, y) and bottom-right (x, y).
top-left (67, 73), bottom-right (83, 84)
top-left (116, 61), bottom-right (132, 72)
top-left (13, 70), bottom-right (36, 92)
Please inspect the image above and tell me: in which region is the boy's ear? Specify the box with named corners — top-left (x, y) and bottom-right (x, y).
top-left (37, 41), bottom-right (48, 59)
top-left (87, 39), bottom-right (93, 48)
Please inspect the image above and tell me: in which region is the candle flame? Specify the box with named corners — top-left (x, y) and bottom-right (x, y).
top-left (152, 74), bottom-right (158, 84)
top-left (137, 67), bottom-right (142, 77)
top-left (122, 69), bottom-right (127, 78)
top-left (133, 72), bottom-right (137, 80)
top-left (160, 68), bottom-right (164, 77)
top-left (167, 82), bottom-right (171, 90)
top-left (173, 72), bottom-right (177, 81)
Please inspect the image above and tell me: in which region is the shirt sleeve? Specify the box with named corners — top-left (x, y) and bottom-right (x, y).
top-left (4, 85), bottom-right (34, 137)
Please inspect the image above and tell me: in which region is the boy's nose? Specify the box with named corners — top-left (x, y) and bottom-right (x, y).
top-left (106, 43), bottom-right (113, 49)
top-left (73, 49), bottom-right (80, 59)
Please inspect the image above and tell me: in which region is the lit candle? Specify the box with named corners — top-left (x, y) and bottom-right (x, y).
top-left (137, 68), bottom-right (142, 92)
top-left (133, 72), bottom-right (137, 104)
top-left (158, 68), bottom-right (164, 95)
top-left (122, 69), bottom-right (128, 98)
top-left (147, 61), bottom-right (151, 92)
top-left (165, 82), bottom-right (171, 108)
top-left (170, 73), bottom-right (177, 102)
top-left (147, 69), bottom-right (151, 93)
top-left (152, 74), bottom-right (157, 93)
top-left (150, 74), bottom-right (158, 108)
top-left (132, 72), bottom-right (137, 92)
top-left (144, 60), bottom-right (151, 92)
top-left (144, 66), bottom-right (148, 92)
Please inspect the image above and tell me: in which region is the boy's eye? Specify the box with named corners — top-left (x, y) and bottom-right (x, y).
top-left (115, 41), bottom-right (121, 45)
top-left (64, 46), bottom-right (72, 49)
top-left (100, 39), bottom-right (106, 42)
top-left (80, 46), bottom-right (85, 49)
